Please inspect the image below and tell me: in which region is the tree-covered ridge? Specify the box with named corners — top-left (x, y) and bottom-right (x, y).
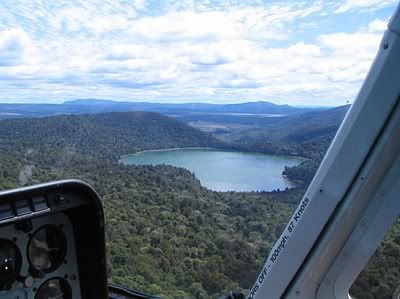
top-left (62, 163), bottom-right (298, 298)
top-left (0, 111), bottom-right (226, 160)
top-left (213, 105), bottom-right (350, 185)
top-left (0, 109), bottom-right (397, 298)
top-left (0, 151), bottom-right (299, 298)
top-left (0, 112), bottom-right (297, 297)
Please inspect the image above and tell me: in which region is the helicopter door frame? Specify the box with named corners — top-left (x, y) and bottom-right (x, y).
top-left (248, 4), bottom-right (400, 299)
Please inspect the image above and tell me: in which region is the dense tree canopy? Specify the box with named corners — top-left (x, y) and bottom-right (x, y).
top-left (0, 110), bottom-right (397, 298)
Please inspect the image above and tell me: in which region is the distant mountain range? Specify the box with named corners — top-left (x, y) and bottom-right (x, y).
top-left (0, 99), bottom-right (328, 120)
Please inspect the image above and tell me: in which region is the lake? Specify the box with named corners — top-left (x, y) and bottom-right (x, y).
top-left (120, 148), bottom-right (303, 192)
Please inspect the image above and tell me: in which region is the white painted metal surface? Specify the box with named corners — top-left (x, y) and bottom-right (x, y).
top-left (248, 3), bottom-right (400, 299)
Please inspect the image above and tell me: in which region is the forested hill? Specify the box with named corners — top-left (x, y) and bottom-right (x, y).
top-left (222, 105), bottom-right (349, 146)
top-left (0, 106), bottom-right (397, 298)
top-left (0, 111), bottom-right (226, 160)
top-left (217, 105), bottom-right (350, 185)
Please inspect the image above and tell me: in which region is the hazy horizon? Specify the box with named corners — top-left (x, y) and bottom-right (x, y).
top-left (0, 98), bottom-right (339, 108)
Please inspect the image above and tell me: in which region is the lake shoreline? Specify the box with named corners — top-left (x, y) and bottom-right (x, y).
top-left (119, 148), bottom-right (305, 192)
top-left (119, 147), bottom-right (216, 159)
top-left (120, 147), bottom-right (308, 161)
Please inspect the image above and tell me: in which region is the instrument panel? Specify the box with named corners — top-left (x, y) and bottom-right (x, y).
top-left (0, 180), bottom-right (108, 299)
top-left (0, 212), bottom-right (81, 299)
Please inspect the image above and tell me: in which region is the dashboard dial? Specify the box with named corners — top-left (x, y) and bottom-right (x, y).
top-left (28, 225), bottom-right (67, 274)
top-left (35, 278), bottom-right (71, 299)
top-left (0, 238), bottom-right (22, 291)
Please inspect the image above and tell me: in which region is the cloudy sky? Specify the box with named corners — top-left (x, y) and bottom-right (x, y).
top-left (0, 0), bottom-right (397, 106)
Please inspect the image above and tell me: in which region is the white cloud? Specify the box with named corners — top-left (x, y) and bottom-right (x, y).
top-left (132, 0), bottom-right (147, 11)
top-left (128, 11), bottom-right (242, 43)
top-left (0, 28), bottom-right (36, 66)
top-left (314, 31), bottom-right (381, 84)
top-left (334, 0), bottom-right (398, 13)
top-left (318, 32), bottom-right (381, 57)
top-left (125, 5), bottom-right (322, 44)
top-left (0, 1), bottom-right (395, 106)
top-left (367, 19), bottom-right (388, 33)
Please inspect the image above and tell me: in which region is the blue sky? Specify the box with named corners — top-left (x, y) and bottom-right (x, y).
top-left (0, 0), bottom-right (397, 106)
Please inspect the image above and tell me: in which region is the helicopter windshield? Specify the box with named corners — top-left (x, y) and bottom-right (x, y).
top-left (0, 1), bottom-right (398, 298)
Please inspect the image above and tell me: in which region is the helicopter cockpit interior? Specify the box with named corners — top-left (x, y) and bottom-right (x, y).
top-left (0, 181), bottom-right (108, 299)
top-left (0, 3), bottom-right (399, 299)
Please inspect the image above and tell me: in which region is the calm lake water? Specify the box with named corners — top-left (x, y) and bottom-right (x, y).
top-left (120, 148), bottom-right (303, 192)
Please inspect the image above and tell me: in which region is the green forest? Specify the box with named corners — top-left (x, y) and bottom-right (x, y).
top-left (0, 110), bottom-right (398, 298)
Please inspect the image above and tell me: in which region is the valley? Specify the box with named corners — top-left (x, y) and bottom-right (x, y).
top-left (0, 103), bottom-right (397, 299)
